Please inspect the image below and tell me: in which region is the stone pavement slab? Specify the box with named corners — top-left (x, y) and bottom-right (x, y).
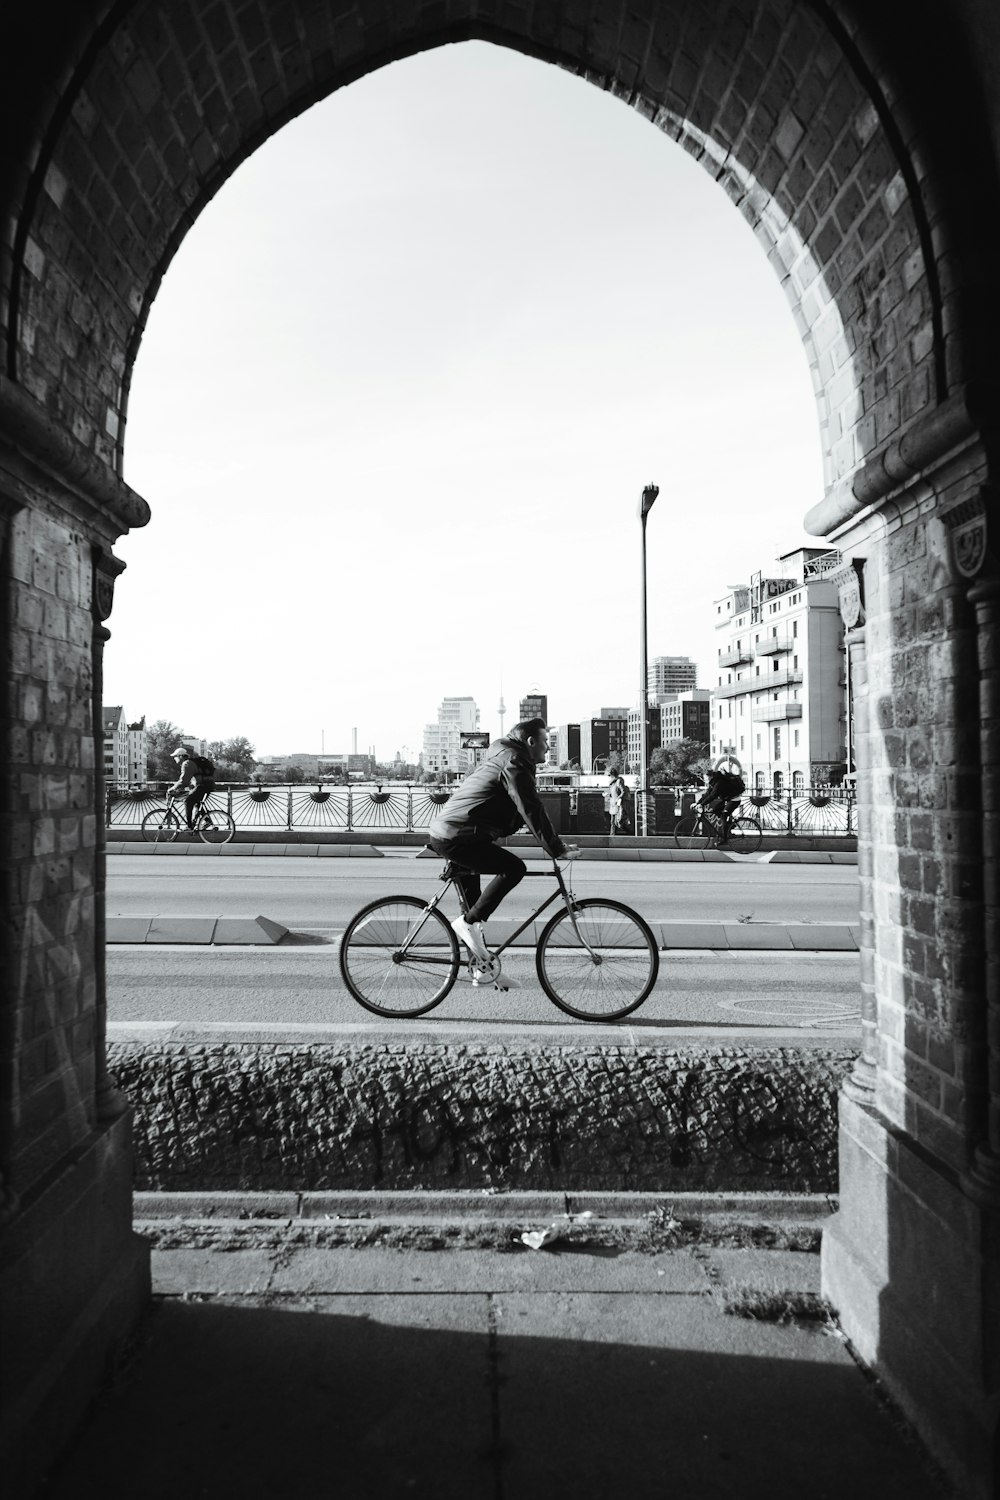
top-left (38, 1242), bottom-right (949, 1500)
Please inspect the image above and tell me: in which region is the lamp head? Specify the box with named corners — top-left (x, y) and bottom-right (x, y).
top-left (639, 483), bottom-right (659, 520)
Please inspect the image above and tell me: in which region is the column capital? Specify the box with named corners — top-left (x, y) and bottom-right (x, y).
top-left (91, 544), bottom-right (126, 625)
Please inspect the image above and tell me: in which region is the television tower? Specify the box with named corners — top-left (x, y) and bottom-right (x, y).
top-left (498, 680), bottom-right (506, 738)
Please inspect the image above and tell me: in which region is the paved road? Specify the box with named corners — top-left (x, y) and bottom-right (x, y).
top-left (107, 853), bottom-right (859, 929)
top-left (107, 947), bottom-right (860, 1039)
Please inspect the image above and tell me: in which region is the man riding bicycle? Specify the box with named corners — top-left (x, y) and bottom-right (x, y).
top-left (427, 718), bottom-right (579, 963)
top-left (167, 746), bottom-right (214, 830)
top-left (697, 758), bottom-right (746, 845)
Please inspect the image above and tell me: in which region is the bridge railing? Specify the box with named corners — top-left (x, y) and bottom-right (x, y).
top-left (105, 781), bottom-right (857, 837)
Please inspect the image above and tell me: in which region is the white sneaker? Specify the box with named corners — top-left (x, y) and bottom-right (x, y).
top-left (452, 915), bottom-right (490, 963)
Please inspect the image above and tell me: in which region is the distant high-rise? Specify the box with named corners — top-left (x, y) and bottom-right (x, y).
top-left (518, 689), bottom-right (547, 724)
top-left (421, 696), bottom-right (481, 778)
top-left (498, 684), bottom-right (506, 738)
top-left (647, 657), bottom-right (697, 699)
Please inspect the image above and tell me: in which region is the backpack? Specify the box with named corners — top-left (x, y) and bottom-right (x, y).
top-left (194, 755), bottom-right (215, 780)
top-left (716, 770), bottom-right (745, 799)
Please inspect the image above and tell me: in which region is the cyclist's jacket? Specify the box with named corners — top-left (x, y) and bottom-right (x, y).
top-left (170, 755), bottom-right (213, 796)
top-left (428, 737), bottom-right (568, 858)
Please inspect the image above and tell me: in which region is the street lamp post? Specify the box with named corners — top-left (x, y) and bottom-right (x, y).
top-left (638, 483), bottom-right (659, 837)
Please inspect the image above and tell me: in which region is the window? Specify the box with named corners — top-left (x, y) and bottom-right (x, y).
top-left (793, 770), bottom-right (804, 793)
top-left (794, 729), bottom-right (800, 747)
top-left (774, 728), bottom-right (782, 758)
top-left (793, 619), bottom-right (798, 637)
top-left (755, 770), bottom-right (765, 789)
top-left (793, 655), bottom-right (798, 669)
top-left (774, 770), bottom-right (784, 793)
top-left (771, 626), bottom-right (777, 637)
top-left (756, 734), bottom-right (762, 750)
top-left (740, 737), bottom-right (745, 750)
top-left (773, 659), bottom-right (779, 672)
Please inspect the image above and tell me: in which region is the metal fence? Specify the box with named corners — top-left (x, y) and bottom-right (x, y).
top-left (106, 782), bottom-right (856, 838)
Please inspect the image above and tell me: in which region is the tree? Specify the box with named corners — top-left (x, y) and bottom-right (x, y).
top-left (606, 751), bottom-right (623, 774)
top-left (146, 720), bottom-right (185, 780)
top-left (206, 736), bottom-right (257, 781)
top-left (648, 739), bottom-right (712, 787)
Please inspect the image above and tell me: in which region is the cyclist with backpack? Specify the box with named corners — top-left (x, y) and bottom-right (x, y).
top-left (698, 758), bottom-right (746, 844)
top-left (167, 745), bottom-right (215, 830)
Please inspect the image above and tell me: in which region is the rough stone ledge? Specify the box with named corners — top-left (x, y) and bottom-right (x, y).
top-left (109, 1042), bottom-right (856, 1195)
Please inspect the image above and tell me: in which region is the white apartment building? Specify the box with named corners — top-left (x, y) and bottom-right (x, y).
top-left (421, 696), bottom-right (481, 777)
top-left (102, 708), bottom-right (147, 785)
top-left (711, 548), bottom-right (846, 790)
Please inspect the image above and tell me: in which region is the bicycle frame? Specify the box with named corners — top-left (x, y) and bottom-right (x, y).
top-left (393, 860), bottom-right (598, 964)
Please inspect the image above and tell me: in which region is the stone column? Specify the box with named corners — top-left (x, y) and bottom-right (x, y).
top-left (832, 558), bottom-right (876, 1100)
top-left (91, 547), bottom-right (127, 1122)
top-left (948, 494), bottom-right (1000, 1202)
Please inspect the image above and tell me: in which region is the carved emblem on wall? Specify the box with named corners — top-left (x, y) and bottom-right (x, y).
top-left (831, 558), bottom-right (866, 628)
top-left (943, 491), bottom-right (988, 580)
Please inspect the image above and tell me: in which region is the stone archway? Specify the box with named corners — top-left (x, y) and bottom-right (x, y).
top-left (1, 4), bottom-right (997, 1495)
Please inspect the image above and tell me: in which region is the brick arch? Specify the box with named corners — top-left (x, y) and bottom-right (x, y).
top-left (4, 0), bottom-right (948, 527)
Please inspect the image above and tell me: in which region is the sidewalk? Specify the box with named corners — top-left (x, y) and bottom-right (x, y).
top-left (36, 1198), bottom-right (951, 1500)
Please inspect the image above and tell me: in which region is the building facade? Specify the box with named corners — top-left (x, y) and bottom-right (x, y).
top-left (421, 696), bottom-right (481, 777)
top-left (517, 689), bottom-right (547, 725)
top-left (102, 707), bottom-right (147, 785)
top-left (579, 716), bottom-right (629, 773)
top-left (657, 689), bottom-right (712, 747)
top-left (647, 656), bottom-right (697, 696)
top-left (556, 723), bottom-right (581, 767)
top-left (711, 549), bottom-right (846, 789)
top-left (626, 708), bottom-right (663, 773)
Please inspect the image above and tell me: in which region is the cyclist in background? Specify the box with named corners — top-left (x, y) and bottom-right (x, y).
top-left (698, 758), bottom-right (746, 844)
top-left (167, 746), bottom-right (215, 830)
top-left (427, 718), bottom-right (579, 963)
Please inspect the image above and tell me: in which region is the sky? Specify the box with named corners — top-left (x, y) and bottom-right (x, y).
top-left (107, 40), bottom-right (825, 762)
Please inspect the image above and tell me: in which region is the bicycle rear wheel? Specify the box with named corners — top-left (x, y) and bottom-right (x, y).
top-left (197, 805), bottom-right (235, 844)
top-left (724, 816), bottom-right (762, 854)
top-left (338, 896), bottom-right (459, 1017)
top-left (141, 808), bottom-right (181, 843)
top-left (672, 812), bottom-right (710, 849)
top-left (536, 899), bottom-right (659, 1021)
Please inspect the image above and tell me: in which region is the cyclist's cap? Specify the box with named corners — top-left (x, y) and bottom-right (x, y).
top-left (170, 747), bottom-right (190, 759)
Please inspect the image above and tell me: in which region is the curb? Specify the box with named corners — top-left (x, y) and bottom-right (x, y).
top-left (106, 841), bottom-right (856, 864)
top-left (106, 916), bottom-right (860, 949)
top-left (133, 1188), bottom-right (837, 1224)
top-left (108, 915), bottom-right (289, 945)
top-left (107, 842), bottom-right (384, 857)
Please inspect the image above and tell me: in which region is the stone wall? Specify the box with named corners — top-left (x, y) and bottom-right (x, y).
top-left (109, 1042), bottom-right (855, 1193)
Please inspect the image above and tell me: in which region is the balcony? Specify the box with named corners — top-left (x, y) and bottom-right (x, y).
top-left (714, 676), bottom-right (753, 699)
top-left (756, 633), bottom-right (792, 656)
top-left (752, 701), bottom-right (803, 722)
top-left (719, 645), bottom-right (753, 667)
top-left (715, 668), bottom-right (802, 698)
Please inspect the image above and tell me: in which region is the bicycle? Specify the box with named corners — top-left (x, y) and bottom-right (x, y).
top-left (141, 794), bottom-right (236, 845)
top-left (338, 855), bottom-right (659, 1022)
top-left (672, 801), bottom-right (762, 853)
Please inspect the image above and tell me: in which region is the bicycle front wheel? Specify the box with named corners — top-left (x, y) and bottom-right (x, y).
top-left (536, 899), bottom-right (659, 1021)
top-left (141, 807), bottom-right (181, 843)
top-left (198, 806), bottom-right (235, 845)
top-left (724, 816), bottom-right (762, 854)
top-left (672, 813), bottom-right (710, 849)
top-left (338, 896), bottom-right (459, 1018)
